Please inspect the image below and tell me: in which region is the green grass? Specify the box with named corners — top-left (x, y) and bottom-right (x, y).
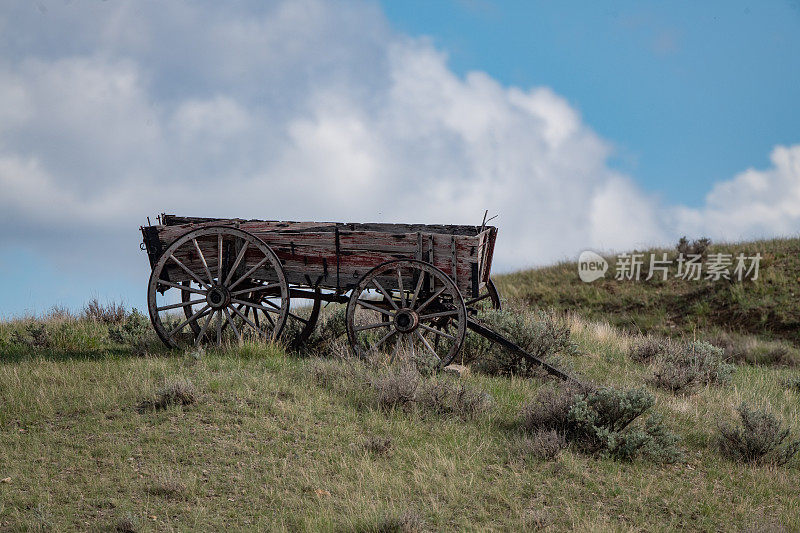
top-left (1, 308), bottom-right (799, 531)
top-left (496, 236), bottom-right (800, 346)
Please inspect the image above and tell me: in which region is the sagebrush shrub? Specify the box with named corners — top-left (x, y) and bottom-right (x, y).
top-left (718, 403), bottom-right (800, 466)
top-left (687, 341), bottom-right (735, 385)
top-left (108, 308), bottom-right (152, 352)
top-left (676, 236), bottom-right (711, 256)
top-left (648, 340), bottom-right (734, 393)
top-left (519, 429), bottom-right (567, 461)
top-left (463, 306), bottom-right (577, 377)
top-left (370, 511), bottom-right (425, 533)
top-left (705, 331), bottom-right (800, 367)
top-left (370, 367), bottom-right (420, 410)
top-left (83, 298), bottom-right (128, 324)
top-left (521, 385), bottom-right (681, 463)
top-left (521, 384), bottom-right (585, 434)
top-left (629, 336), bottom-right (672, 364)
top-left (10, 323), bottom-right (51, 350)
top-left (787, 376), bottom-right (800, 393)
top-left (138, 379), bottom-right (197, 412)
top-left (311, 360), bottom-right (493, 420)
top-left (363, 435), bottom-right (393, 455)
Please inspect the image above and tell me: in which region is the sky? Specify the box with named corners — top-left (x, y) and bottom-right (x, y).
top-left (0, 0), bottom-right (798, 317)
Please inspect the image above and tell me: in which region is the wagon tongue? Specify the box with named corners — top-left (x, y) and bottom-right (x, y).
top-left (465, 318), bottom-right (581, 384)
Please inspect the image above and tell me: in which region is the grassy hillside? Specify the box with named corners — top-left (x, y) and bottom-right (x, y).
top-left (1, 302), bottom-right (799, 531)
top-left (497, 236), bottom-right (800, 355)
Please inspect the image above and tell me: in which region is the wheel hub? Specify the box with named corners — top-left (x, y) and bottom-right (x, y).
top-left (393, 309), bottom-right (419, 333)
top-left (206, 285), bottom-right (231, 309)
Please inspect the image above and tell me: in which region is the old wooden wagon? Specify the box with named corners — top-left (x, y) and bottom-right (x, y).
top-left (141, 214), bottom-right (501, 366)
top-left (140, 214), bottom-right (573, 379)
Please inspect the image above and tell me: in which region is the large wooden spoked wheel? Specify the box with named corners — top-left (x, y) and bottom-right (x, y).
top-left (346, 260), bottom-right (467, 368)
top-left (147, 226), bottom-right (289, 348)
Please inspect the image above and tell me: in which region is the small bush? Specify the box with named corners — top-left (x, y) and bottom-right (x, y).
top-left (84, 298), bottom-right (128, 324)
top-left (415, 379), bottom-right (494, 419)
top-left (676, 236), bottom-right (711, 256)
top-left (521, 384), bottom-right (585, 434)
top-left (521, 385), bottom-right (681, 463)
top-left (115, 513), bottom-right (140, 533)
top-left (649, 360), bottom-right (700, 393)
top-left (463, 306), bottom-right (577, 377)
top-left (10, 323), bottom-right (51, 350)
top-left (107, 308), bottom-right (154, 354)
top-left (311, 360), bottom-right (493, 420)
top-left (371, 367), bottom-right (420, 410)
top-left (288, 307), bottom-right (348, 354)
top-left (718, 403), bottom-right (800, 466)
top-left (629, 336), bottom-right (672, 364)
top-left (708, 331), bottom-right (800, 367)
top-left (363, 435), bottom-right (393, 456)
top-left (648, 340), bottom-right (734, 394)
top-left (519, 429), bottom-right (567, 461)
top-left (138, 379), bottom-right (197, 412)
top-left (368, 511), bottom-right (425, 533)
top-left (147, 478), bottom-right (189, 500)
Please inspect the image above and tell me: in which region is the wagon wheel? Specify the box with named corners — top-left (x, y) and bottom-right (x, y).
top-left (465, 278), bottom-right (502, 313)
top-left (346, 259), bottom-right (467, 368)
top-left (287, 286), bottom-right (322, 348)
top-left (249, 285), bottom-right (321, 349)
top-left (147, 226), bottom-right (289, 348)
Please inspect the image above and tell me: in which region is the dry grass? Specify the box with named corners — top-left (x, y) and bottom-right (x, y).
top-left (1, 295), bottom-right (799, 530)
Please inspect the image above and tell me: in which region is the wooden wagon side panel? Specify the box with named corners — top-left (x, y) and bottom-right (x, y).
top-left (151, 219), bottom-right (496, 297)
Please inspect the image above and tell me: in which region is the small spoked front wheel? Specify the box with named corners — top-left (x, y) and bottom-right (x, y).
top-left (147, 226), bottom-right (290, 348)
top-left (346, 259), bottom-right (467, 368)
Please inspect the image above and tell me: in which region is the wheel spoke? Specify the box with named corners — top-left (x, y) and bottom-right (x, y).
top-left (410, 272), bottom-right (425, 308)
top-left (397, 268), bottom-right (405, 308)
top-left (223, 241), bottom-right (249, 286)
top-left (355, 299), bottom-right (392, 316)
top-left (230, 283), bottom-right (282, 297)
top-left (418, 309), bottom-right (459, 321)
top-left (217, 233), bottom-right (223, 282)
top-left (415, 330), bottom-right (441, 362)
top-left (192, 238), bottom-right (214, 285)
top-left (169, 305), bottom-right (211, 337)
top-left (372, 279), bottom-right (399, 310)
top-left (230, 305), bottom-right (268, 339)
top-left (195, 309), bottom-right (216, 346)
top-left (157, 279), bottom-right (206, 295)
top-left (169, 254), bottom-right (211, 289)
top-left (465, 292), bottom-right (492, 307)
top-left (369, 329), bottom-right (396, 353)
top-left (216, 309), bottom-right (223, 346)
top-left (256, 297), bottom-right (300, 319)
top-left (232, 298), bottom-right (284, 316)
top-left (389, 334), bottom-right (402, 363)
top-left (415, 286), bottom-right (446, 314)
top-left (354, 321), bottom-right (390, 332)
top-left (157, 299), bottom-right (205, 312)
top-left (418, 322), bottom-right (455, 340)
top-left (228, 257), bottom-right (269, 290)
top-left (223, 307), bottom-right (241, 343)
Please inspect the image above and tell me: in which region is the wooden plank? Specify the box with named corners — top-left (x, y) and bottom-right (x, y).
top-left (151, 217), bottom-right (496, 294)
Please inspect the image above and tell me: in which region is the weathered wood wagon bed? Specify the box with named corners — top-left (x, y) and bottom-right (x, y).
top-left (140, 214), bottom-right (572, 379)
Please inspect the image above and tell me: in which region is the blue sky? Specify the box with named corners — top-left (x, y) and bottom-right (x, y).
top-left (0, 0), bottom-right (798, 317)
top-left (381, 0), bottom-right (800, 206)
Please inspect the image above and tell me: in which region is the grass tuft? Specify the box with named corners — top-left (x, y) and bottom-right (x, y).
top-left (138, 379), bottom-right (197, 412)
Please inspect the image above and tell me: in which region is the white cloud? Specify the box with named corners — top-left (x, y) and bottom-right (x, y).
top-left (0, 0), bottom-right (798, 310)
